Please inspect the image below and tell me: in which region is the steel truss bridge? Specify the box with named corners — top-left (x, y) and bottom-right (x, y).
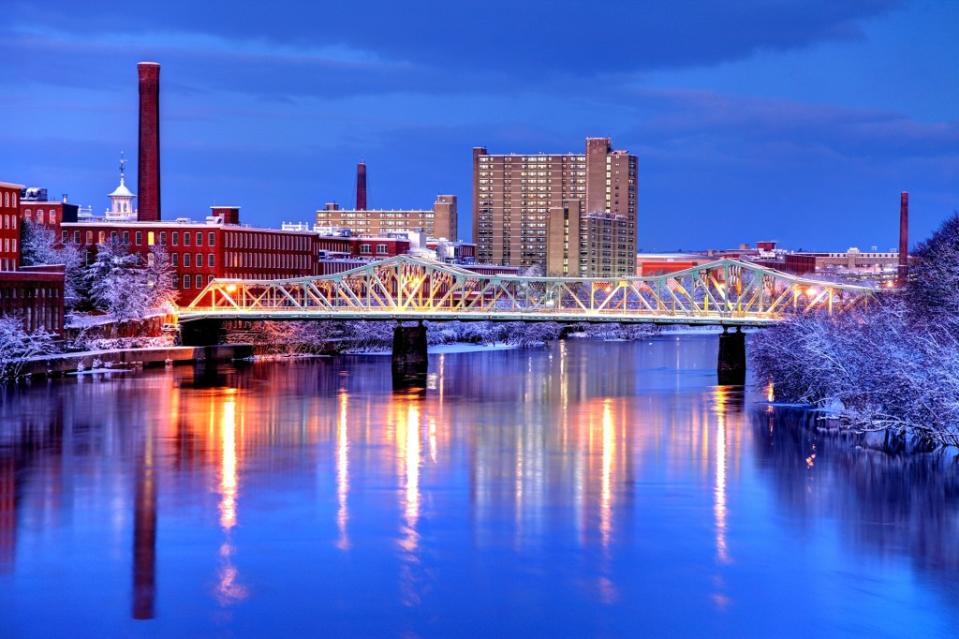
top-left (180, 255), bottom-right (873, 326)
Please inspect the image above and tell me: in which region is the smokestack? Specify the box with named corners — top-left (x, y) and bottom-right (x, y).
top-left (356, 162), bottom-right (367, 210)
top-left (137, 62), bottom-right (161, 221)
top-left (898, 192), bottom-right (909, 286)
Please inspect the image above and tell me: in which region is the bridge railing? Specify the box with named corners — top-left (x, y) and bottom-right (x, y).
top-left (182, 255), bottom-right (874, 322)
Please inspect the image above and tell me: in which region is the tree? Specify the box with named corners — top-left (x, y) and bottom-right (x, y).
top-left (86, 237), bottom-right (150, 321)
top-left (0, 315), bottom-right (55, 380)
top-left (19, 220), bottom-right (58, 266)
top-left (20, 220), bottom-right (86, 310)
top-left (144, 244), bottom-right (178, 312)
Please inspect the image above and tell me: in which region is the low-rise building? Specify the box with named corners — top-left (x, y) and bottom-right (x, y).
top-left (19, 188), bottom-right (79, 237)
top-left (315, 195), bottom-right (458, 241)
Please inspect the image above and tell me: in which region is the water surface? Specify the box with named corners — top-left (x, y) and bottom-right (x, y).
top-left (1, 336), bottom-right (957, 637)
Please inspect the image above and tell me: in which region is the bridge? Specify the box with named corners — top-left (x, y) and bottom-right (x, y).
top-left (179, 255), bottom-right (873, 385)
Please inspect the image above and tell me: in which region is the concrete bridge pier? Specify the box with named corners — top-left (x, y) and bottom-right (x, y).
top-left (392, 322), bottom-right (428, 389)
top-left (717, 327), bottom-right (746, 386)
top-left (179, 319), bottom-right (224, 347)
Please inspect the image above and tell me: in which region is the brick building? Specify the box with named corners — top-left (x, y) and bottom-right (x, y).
top-left (315, 194), bottom-right (458, 241)
top-left (473, 137), bottom-right (638, 276)
top-left (0, 266), bottom-right (65, 335)
top-left (19, 188), bottom-right (79, 237)
top-left (62, 215), bottom-right (321, 304)
top-left (0, 182), bottom-right (22, 272)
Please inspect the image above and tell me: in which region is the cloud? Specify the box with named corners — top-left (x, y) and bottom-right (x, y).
top-left (2, 0), bottom-right (902, 97)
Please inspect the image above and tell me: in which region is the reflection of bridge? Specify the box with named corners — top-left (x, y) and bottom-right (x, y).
top-left (179, 255), bottom-right (873, 385)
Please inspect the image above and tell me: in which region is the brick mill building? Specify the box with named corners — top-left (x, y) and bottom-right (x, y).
top-left (316, 195), bottom-right (458, 241)
top-left (473, 137), bottom-right (638, 277)
top-left (0, 180), bottom-right (66, 335)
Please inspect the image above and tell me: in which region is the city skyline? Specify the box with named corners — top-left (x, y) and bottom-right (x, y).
top-left (1, 1), bottom-right (957, 251)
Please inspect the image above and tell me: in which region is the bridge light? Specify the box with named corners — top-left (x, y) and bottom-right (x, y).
top-left (226, 283), bottom-right (238, 293)
top-left (805, 286), bottom-right (818, 297)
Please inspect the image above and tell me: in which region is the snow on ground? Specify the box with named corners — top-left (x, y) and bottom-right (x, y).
top-left (429, 342), bottom-right (519, 354)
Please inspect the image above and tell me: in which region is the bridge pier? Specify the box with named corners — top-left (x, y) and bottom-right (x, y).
top-left (179, 319), bottom-right (224, 347)
top-left (717, 328), bottom-right (746, 385)
top-left (392, 323), bottom-right (428, 389)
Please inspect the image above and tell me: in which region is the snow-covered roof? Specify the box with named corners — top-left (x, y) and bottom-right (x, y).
top-left (108, 178), bottom-right (135, 198)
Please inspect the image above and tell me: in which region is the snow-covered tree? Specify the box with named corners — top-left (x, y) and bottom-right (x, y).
top-left (86, 237), bottom-right (150, 321)
top-left (144, 244), bottom-right (178, 312)
top-left (753, 213), bottom-right (959, 451)
top-left (0, 315), bottom-right (55, 380)
top-left (19, 220), bottom-right (59, 266)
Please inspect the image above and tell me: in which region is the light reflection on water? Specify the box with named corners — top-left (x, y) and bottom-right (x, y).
top-left (0, 336), bottom-right (957, 637)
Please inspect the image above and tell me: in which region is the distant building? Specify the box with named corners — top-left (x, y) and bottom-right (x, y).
top-left (19, 187), bottom-right (79, 236)
top-left (1, 180), bottom-right (66, 335)
top-left (0, 182), bottom-right (22, 272)
top-left (473, 137), bottom-right (638, 277)
top-left (315, 194), bottom-right (458, 241)
top-left (635, 253), bottom-right (714, 276)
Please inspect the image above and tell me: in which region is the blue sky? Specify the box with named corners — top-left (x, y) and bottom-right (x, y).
top-left (1, 0), bottom-right (956, 251)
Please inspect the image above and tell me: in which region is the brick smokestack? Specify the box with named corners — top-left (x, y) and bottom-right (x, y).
top-left (898, 191), bottom-right (909, 285)
top-left (137, 62), bottom-right (161, 221)
top-left (356, 162), bottom-right (367, 210)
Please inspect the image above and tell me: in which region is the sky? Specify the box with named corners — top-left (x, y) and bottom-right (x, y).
top-left (1, 0), bottom-right (957, 252)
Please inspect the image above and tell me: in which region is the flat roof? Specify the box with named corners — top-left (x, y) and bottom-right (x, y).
top-left (62, 220), bottom-right (317, 235)
top-left (0, 181), bottom-right (26, 189)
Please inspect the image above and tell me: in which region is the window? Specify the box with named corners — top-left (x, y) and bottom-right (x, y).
top-left (98, 231), bottom-right (105, 244)
top-left (183, 232), bottom-right (191, 246)
top-left (208, 232), bottom-right (216, 246)
top-left (183, 253), bottom-right (191, 267)
top-left (87, 231), bottom-right (94, 244)
top-left (173, 274), bottom-right (179, 289)
top-left (183, 274), bottom-right (191, 289)
top-left (208, 253), bottom-right (215, 268)
top-left (360, 244), bottom-right (371, 254)
top-left (49, 210), bottom-right (56, 224)
top-left (123, 231), bottom-right (130, 244)
top-left (171, 231), bottom-right (178, 246)
top-left (111, 231), bottom-right (118, 241)
top-left (159, 231), bottom-right (167, 245)
top-left (196, 253), bottom-right (204, 268)
top-left (208, 275), bottom-right (214, 284)
top-left (376, 243), bottom-right (388, 254)
top-left (147, 231), bottom-right (155, 246)
top-left (24, 208), bottom-right (31, 221)
top-left (37, 210), bottom-right (45, 224)
top-left (196, 232), bottom-right (203, 246)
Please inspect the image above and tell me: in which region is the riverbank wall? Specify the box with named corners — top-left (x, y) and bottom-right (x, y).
top-left (18, 344), bottom-right (254, 378)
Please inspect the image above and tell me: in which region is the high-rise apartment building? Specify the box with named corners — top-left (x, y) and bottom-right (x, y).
top-left (473, 137), bottom-right (637, 276)
top-left (315, 195), bottom-right (458, 240)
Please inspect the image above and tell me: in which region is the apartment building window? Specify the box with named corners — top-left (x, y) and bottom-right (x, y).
top-left (376, 244), bottom-right (388, 255)
top-left (360, 244), bottom-right (371, 254)
top-left (208, 232), bottom-right (216, 246)
top-left (196, 253), bottom-right (204, 268)
top-left (172, 274), bottom-right (179, 289)
top-left (123, 231), bottom-right (130, 244)
top-left (183, 253), bottom-right (191, 267)
top-left (135, 231), bottom-right (142, 246)
top-left (183, 274), bottom-right (191, 289)
top-left (183, 232), bottom-right (191, 246)
top-left (196, 232), bottom-right (203, 246)
top-left (159, 231), bottom-right (167, 245)
top-left (172, 232), bottom-right (179, 246)
top-left (172, 253), bottom-right (179, 266)
top-left (208, 253), bottom-right (215, 268)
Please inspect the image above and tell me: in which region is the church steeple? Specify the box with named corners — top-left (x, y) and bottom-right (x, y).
top-left (107, 151), bottom-right (137, 218)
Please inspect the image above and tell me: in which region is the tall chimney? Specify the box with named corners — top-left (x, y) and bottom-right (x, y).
top-left (898, 191), bottom-right (909, 286)
top-left (137, 62), bottom-right (161, 221)
top-left (356, 162), bottom-right (367, 210)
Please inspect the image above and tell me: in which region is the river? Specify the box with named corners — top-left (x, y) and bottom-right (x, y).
top-left (0, 335), bottom-right (957, 637)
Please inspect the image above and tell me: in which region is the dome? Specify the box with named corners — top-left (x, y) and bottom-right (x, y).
top-left (109, 177), bottom-right (135, 198)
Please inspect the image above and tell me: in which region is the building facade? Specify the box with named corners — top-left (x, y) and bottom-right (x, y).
top-left (473, 137), bottom-right (638, 276)
top-left (0, 182), bottom-right (22, 272)
top-left (19, 188), bottom-right (80, 237)
top-left (0, 266), bottom-right (65, 335)
top-left (315, 194), bottom-right (458, 241)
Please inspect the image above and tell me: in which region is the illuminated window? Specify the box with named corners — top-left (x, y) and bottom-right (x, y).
top-left (147, 231), bottom-right (155, 246)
